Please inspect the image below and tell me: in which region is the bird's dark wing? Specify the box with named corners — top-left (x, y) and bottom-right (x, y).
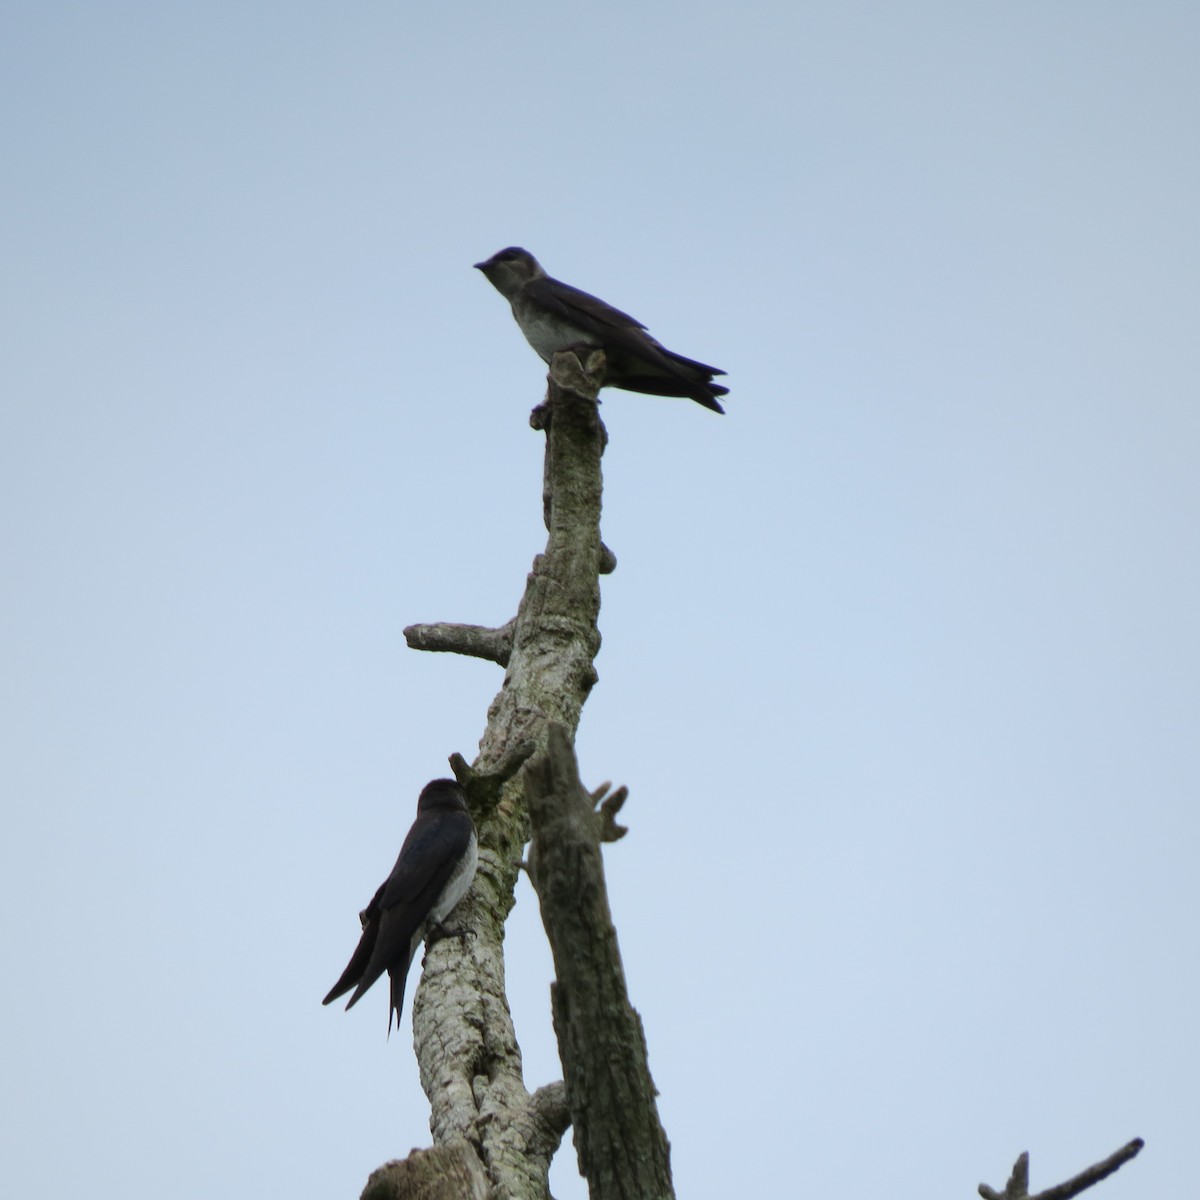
top-left (657, 347), bottom-right (727, 379)
top-left (526, 275), bottom-right (727, 411)
top-left (615, 374), bottom-right (729, 410)
top-left (525, 274), bottom-right (677, 371)
top-left (526, 275), bottom-right (649, 332)
top-left (387, 962), bottom-right (410, 1037)
top-left (343, 810), bottom-right (475, 1013)
top-left (321, 880), bottom-right (386, 1006)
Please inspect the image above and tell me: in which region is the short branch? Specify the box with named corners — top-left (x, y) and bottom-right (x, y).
top-left (360, 1138), bottom-right (489, 1200)
top-left (979, 1139), bottom-right (1144, 1200)
top-left (530, 1080), bottom-right (571, 1146)
top-left (403, 619), bottom-right (514, 665)
top-left (588, 780), bottom-right (629, 843)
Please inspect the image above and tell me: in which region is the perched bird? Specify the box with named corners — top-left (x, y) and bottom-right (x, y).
top-left (323, 778), bottom-right (478, 1034)
top-left (474, 247), bottom-right (729, 413)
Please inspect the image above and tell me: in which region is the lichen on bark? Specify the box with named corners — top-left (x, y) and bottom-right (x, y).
top-left (390, 350), bottom-right (670, 1199)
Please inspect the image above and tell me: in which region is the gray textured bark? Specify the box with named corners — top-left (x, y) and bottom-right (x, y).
top-left (524, 726), bottom-right (673, 1200)
top-left (374, 350), bottom-right (670, 1200)
top-left (361, 1139), bottom-right (490, 1200)
top-left (979, 1140), bottom-right (1143, 1200)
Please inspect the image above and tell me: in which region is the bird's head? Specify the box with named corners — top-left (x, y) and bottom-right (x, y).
top-left (416, 778), bottom-right (469, 815)
top-left (474, 246), bottom-right (543, 297)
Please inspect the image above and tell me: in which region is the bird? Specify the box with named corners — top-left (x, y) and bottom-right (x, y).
top-left (323, 778), bottom-right (478, 1034)
top-left (474, 247), bottom-right (729, 413)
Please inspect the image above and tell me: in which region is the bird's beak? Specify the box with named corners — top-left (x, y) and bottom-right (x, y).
top-left (473, 261), bottom-right (489, 271)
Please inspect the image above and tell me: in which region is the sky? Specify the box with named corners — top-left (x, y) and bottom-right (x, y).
top-left (2, 3), bottom-right (1197, 1198)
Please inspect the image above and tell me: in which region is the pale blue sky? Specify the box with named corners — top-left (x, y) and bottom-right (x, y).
top-left (2, 4), bottom-right (1196, 1198)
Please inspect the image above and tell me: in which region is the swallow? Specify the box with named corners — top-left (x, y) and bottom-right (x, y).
top-left (475, 247), bottom-right (728, 412)
top-left (323, 778), bottom-right (477, 1033)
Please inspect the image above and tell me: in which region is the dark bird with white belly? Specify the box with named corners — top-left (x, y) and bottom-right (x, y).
top-left (475, 247), bottom-right (729, 413)
top-left (322, 778), bottom-right (477, 1034)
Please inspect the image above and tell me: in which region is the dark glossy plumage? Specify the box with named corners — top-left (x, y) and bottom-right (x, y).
top-left (475, 247), bottom-right (728, 413)
top-left (323, 779), bottom-right (477, 1034)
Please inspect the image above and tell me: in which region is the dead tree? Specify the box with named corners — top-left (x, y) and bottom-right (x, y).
top-left (361, 350), bottom-right (671, 1200)
top-left (353, 350), bottom-right (1143, 1200)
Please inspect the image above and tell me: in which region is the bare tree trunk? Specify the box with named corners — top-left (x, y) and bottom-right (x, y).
top-left (353, 350), bottom-right (1143, 1200)
top-left (368, 350), bottom-right (670, 1199)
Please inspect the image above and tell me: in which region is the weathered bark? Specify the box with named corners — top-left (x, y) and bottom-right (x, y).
top-left (524, 725), bottom-right (673, 1200)
top-left (403, 619), bottom-right (514, 666)
top-left (979, 1139), bottom-right (1143, 1200)
top-left (361, 1139), bottom-right (489, 1200)
top-left (389, 349), bottom-right (660, 1199)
